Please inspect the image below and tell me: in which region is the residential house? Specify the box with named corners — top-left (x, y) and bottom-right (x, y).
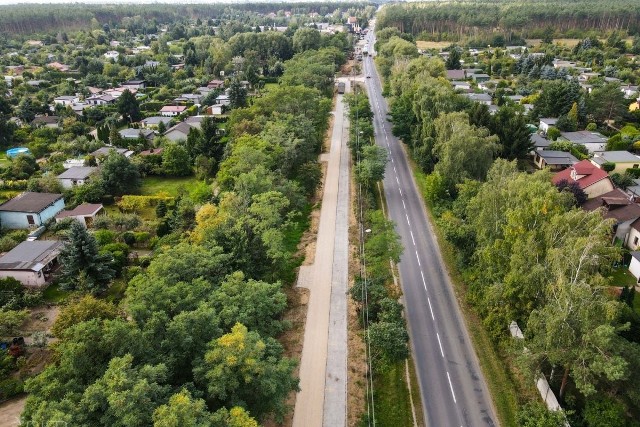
top-left (86, 94), bottom-right (115, 106)
top-left (579, 72), bottom-right (600, 82)
top-left (591, 151), bottom-right (640, 174)
top-left (530, 133), bottom-right (551, 152)
top-left (56, 166), bottom-right (98, 189)
top-left (63, 158), bottom-right (86, 169)
top-left (621, 85), bottom-right (639, 98)
top-left (533, 150), bottom-right (578, 171)
top-left (206, 105), bottom-right (224, 116)
top-left (507, 95), bottom-right (524, 104)
top-left (31, 116), bottom-right (59, 128)
top-left (185, 115), bottom-right (206, 129)
top-left (104, 50), bottom-right (120, 60)
top-left (55, 203), bottom-right (104, 228)
top-left (466, 93), bottom-right (492, 106)
top-left (164, 122), bottom-right (195, 142)
top-left (53, 95), bottom-right (79, 107)
top-left (471, 73), bottom-right (490, 83)
top-left (160, 105), bottom-right (187, 117)
top-left (138, 147), bottom-right (164, 157)
top-left (553, 60), bottom-right (577, 69)
top-left (141, 116), bottom-right (172, 129)
top-left (90, 146), bottom-right (134, 160)
top-left (0, 192), bottom-right (65, 229)
top-left (122, 79), bottom-right (146, 90)
top-left (539, 118), bottom-right (558, 134)
top-left (551, 159), bottom-right (614, 198)
top-left (215, 94), bottom-right (231, 106)
top-left (144, 60), bottom-right (160, 68)
top-left (446, 69), bottom-right (466, 80)
top-left (560, 131), bottom-right (608, 153)
top-left (582, 188), bottom-right (640, 246)
top-left (119, 128), bottom-right (155, 141)
top-left (207, 79), bottom-right (225, 89)
top-left (47, 62), bottom-right (70, 72)
top-left (0, 240), bottom-right (64, 287)
top-left (26, 80), bottom-right (46, 88)
top-left (451, 81), bottom-right (471, 91)
top-left (628, 251), bottom-right (640, 283)
top-left (174, 93), bottom-right (203, 104)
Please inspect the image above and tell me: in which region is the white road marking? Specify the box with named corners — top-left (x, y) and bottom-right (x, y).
top-left (402, 199), bottom-right (406, 209)
top-left (447, 372), bottom-right (457, 403)
top-left (420, 270), bottom-right (427, 288)
top-left (410, 230), bottom-right (416, 246)
top-left (437, 333), bottom-right (445, 358)
top-left (405, 214), bottom-right (411, 226)
top-left (398, 188), bottom-right (403, 197)
top-left (415, 251), bottom-right (421, 267)
top-left (427, 297), bottom-right (435, 320)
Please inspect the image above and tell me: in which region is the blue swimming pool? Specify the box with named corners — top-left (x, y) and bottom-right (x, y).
top-left (6, 147), bottom-right (30, 158)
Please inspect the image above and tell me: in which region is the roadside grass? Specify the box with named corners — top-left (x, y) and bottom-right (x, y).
top-left (411, 164), bottom-right (520, 427)
top-left (140, 176), bottom-right (202, 197)
top-left (42, 283), bottom-right (71, 304)
top-left (281, 203), bottom-right (312, 285)
top-left (372, 361), bottom-right (415, 427)
top-left (407, 357), bottom-right (425, 426)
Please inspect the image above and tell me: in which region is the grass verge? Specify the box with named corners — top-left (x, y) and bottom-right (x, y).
top-left (411, 164), bottom-right (520, 427)
top-left (373, 361), bottom-right (415, 427)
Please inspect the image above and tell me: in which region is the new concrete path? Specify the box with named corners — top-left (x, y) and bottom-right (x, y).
top-left (293, 81), bottom-right (350, 427)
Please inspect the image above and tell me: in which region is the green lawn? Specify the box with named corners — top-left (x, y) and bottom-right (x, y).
top-left (607, 267), bottom-right (637, 288)
top-left (42, 283), bottom-right (72, 303)
top-left (140, 176), bottom-right (202, 197)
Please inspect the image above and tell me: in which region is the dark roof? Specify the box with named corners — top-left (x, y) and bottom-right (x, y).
top-left (446, 69), bottom-right (466, 80)
top-left (582, 188), bottom-right (640, 223)
top-left (531, 133), bottom-right (550, 148)
top-left (0, 240), bottom-right (63, 271)
top-left (56, 203), bottom-right (103, 218)
top-left (0, 192), bottom-right (63, 213)
top-left (538, 150), bottom-right (578, 166)
top-left (57, 166), bottom-right (97, 180)
top-left (32, 116), bottom-right (59, 125)
top-left (165, 121), bottom-right (194, 136)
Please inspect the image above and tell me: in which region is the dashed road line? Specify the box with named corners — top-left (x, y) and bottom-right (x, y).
top-left (447, 372), bottom-right (457, 404)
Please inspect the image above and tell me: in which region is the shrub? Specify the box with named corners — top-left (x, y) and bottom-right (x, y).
top-left (586, 122), bottom-right (597, 131)
top-left (122, 231), bottom-right (136, 245)
top-left (94, 229), bottom-right (116, 245)
top-left (626, 167), bottom-right (640, 178)
top-left (602, 162), bottom-right (616, 172)
top-left (547, 126), bottom-right (561, 141)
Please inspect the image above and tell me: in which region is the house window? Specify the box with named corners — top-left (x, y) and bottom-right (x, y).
top-left (635, 236), bottom-right (639, 246)
top-left (26, 215), bottom-right (35, 225)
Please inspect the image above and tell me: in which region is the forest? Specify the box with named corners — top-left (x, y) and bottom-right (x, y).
top-left (376, 25), bottom-right (640, 426)
top-left (377, 0), bottom-right (640, 45)
top-left (0, 2), bottom-right (374, 36)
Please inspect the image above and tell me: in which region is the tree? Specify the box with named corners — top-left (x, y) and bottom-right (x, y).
top-left (51, 295), bottom-right (119, 337)
top-left (583, 395), bottom-right (626, 427)
top-left (0, 309), bottom-right (28, 336)
top-left (355, 144), bottom-right (388, 189)
top-left (369, 320), bottom-right (409, 368)
top-left (211, 407), bottom-right (258, 427)
top-left (211, 271), bottom-right (287, 337)
top-left (516, 402), bottom-right (568, 427)
top-left (445, 46), bottom-right (462, 70)
top-left (588, 83), bottom-right (627, 124)
top-left (117, 89), bottom-right (142, 123)
top-left (555, 178), bottom-right (587, 205)
top-left (78, 354), bottom-right (170, 427)
top-left (433, 112), bottom-right (500, 192)
top-left (162, 142), bottom-right (191, 176)
top-left (157, 120), bottom-right (166, 135)
top-left (490, 106), bottom-right (533, 160)
top-left (194, 323), bottom-right (298, 422)
top-left (292, 27), bottom-right (321, 53)
top-left (100, 151), bottom-right (141, 195)
top-left (525, 281), bottom-right (628, 399)
top-left (152, 389), bottom-right (214, 427)
top-left (228, 79), bottom-right (247, 109)
top-left (58, 221), bottom-right (116, 294)
top-left (547, 126), bottom-right (561, 141)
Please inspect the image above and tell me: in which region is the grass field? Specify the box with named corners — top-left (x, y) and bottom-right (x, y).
top-left (416, 40), bottom-right (453, 50)
top-left (42, 283), bottom-right (71, 303)
top-left (140, 176), bottom-right (202, 197)
top-left (607, 267), bottom-right (638, 288)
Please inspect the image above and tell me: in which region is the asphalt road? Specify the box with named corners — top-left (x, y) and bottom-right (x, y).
top-left (362, 28), bottom-right (498, 427)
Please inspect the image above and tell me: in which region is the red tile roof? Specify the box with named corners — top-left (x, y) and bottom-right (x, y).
top-left (552, 159), bottom-right (610, 190)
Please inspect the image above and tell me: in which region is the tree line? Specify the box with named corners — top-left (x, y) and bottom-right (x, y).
top-left (0, 2), bottom-right (372, 36)
top-left (20, 45), bottom-right (342, 426)
top-left (377, 1), bottom-right (640, 44)
top-left (377, 28), bottom-right (640, 426)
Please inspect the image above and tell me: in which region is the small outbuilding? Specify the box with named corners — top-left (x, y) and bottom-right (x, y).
top-left (0, 192), bottom-right (65, 229)
top-left (0, 240), bottom-right (64, 287)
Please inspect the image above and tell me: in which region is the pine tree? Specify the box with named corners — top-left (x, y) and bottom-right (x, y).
top-left (58, 221), bottom-right (115, 294)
